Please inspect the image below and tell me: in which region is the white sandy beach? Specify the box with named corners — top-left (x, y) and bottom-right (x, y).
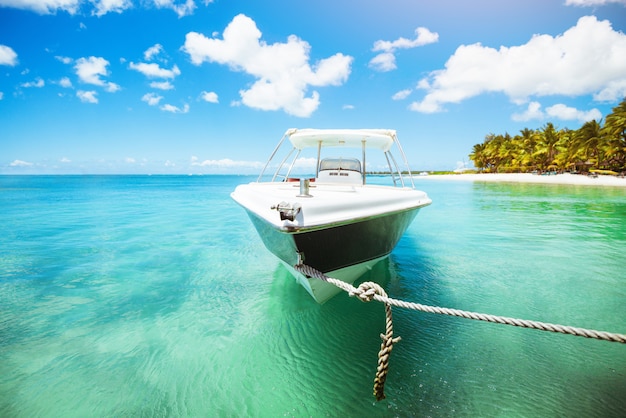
top-left (419, 172), bottom-right (626, 187)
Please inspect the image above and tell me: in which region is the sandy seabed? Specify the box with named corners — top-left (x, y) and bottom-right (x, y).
top-left (419, 172), bottom-right (626, 187)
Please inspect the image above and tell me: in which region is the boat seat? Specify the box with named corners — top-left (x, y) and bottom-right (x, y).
top-left (317, 158), bottom-right (362, 184)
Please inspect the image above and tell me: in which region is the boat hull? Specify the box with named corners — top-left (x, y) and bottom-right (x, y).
top-left (230, 128), bottom-right (432, 303)
top-left (245, 207), bottom-right (422, 303)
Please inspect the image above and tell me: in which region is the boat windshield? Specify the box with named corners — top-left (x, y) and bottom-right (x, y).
top-left (319, 158), bottom-right (361, 173)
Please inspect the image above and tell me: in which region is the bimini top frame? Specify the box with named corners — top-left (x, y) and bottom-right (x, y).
top-left (257, 128), bottom-right (416, 188)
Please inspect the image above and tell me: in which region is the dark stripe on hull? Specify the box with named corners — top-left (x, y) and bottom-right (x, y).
top-left (246, 208), bottom-right (421, 273)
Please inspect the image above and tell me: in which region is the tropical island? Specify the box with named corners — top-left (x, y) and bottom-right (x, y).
top-left (416, 98), bottom-right (626, 187)
top-left (467, 98), bottom-right (626, 176)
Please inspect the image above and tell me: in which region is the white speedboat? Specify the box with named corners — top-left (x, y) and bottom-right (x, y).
top-left (231, 128), bottom-right (431, 303)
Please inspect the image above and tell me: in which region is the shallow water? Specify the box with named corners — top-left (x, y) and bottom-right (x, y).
top-left (1, 175), bottom-right (624, 417)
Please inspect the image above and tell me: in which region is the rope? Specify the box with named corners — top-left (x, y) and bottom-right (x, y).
top-left (294, 263), bottom-right (626, 400)
top-left (354, 282), bottom-right (401, 401)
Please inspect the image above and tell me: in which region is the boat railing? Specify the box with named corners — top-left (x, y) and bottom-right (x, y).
top-left (257, 130), bottom-right (417, 188)
top-left (384, 152), bottom-right (400, 187)
top-left (257, 132), bottom-right (289, 182)
top-left (389, 133), bottom-right (416, 188)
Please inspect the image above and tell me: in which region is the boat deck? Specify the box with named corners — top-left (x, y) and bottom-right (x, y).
top-left (231, 181), bottom-right (432, 231)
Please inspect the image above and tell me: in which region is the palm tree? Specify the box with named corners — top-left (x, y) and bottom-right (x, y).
top-left (496, 133), bottom-right (516, 172)
top-left (553, 128), bottom-right (578, 171)
top-left (576, 119), bottom-right (604, 169)
top-left (603, 98), bottom-right (626, 141)
top-left (469, 142), bottom-right (487, 171)
top-left (534, 123), bottom-right (560, 171)
top-left (602, 98), bottom-right (626, 171)
top-left (518, 128), bottom-right (537, 171)
top-left (482, 133), bottom-right (502, 172)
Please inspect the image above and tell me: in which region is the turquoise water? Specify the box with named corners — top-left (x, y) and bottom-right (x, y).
top-left (1, 175), bottom-right (625, 417)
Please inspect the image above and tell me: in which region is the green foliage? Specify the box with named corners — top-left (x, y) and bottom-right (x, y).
top-left (468, 98), bottom-right (626, 173)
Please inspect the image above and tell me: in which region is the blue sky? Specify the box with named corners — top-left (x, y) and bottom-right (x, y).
top-left (1, 0), bottom-right (626, 174)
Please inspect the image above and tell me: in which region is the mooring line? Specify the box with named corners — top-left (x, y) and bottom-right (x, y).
top-left (294, 263), bottom-right (626, 401)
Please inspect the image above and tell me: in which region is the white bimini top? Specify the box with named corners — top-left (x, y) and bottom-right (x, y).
top-left (286, 128), bottom-right (397, 152)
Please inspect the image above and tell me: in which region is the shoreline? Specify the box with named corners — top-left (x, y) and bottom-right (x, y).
top-left (418, 172), bottom-right (626, 187)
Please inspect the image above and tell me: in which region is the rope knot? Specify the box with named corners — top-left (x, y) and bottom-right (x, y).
top-left (350, 281), bottom-right (385, 302)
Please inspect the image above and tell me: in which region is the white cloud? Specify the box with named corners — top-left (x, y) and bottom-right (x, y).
top-left (182, 14), bottom-right (352, 117)
top-left (565, 0), bottom-right (626, 6)
top-left (309, 53), bottom-right (352, 86)
top-left (142, 92), bottom-right (163, 106)
top-left (77, 90), bottom-right (98, 103)
top-left (10, 159), bottom-right (33, 167)
top-left (411, 16), bottom-right (626, 113)
top-left (150, 81), bottom-right (174, 90)
top-left (0, 0), bottom-right (145, 15)
top-left (55, 55), bottom-right (72, 64)
top-left (373, 27), bottom-right (440, 52)
top-left (129, 62), bottom-right (180, 78)
top-left (392, 89), bottom-right (412, 100)
top-left (546, 103), bottom-right (602, 122)
top-left (92, 0), bottom-right (132, 16)
top-left (0, 45), bottom-right (18, 66)
top-left (342, 104), bottom-right (354, 110)
top-left (104, 82), bottom-right (120, 92)
top-left (59, 77), bottom-right (72, 88)
top-left (75, 56), bottom-right (120, 92)
top-left (0, 0), bottom-right (215, 16)
top-left (144, 44), bottom-right (163, 61)
top-left (0, 0), bottom-right (213, 16)
top-left (153, 0), bottom-right (196, 17)
top-left (60, 157), bottom-right (71, 163)
top-left (512, 101), bottom-right (544, 122)
top-left (191, 156), bottom-right (263, 169)
top-left (21, 77), bottom-right (44, 88)
top-left (369, 27), bottom-right (439, 72)
top-left (200, 91), bottom-right (218, 103)
top-left (0, 0), bottom-right (81, 14)
top-left (593, 79), bottom-right (626, 102)
top-left (75, 56), bottom-right (104, 84)
top-left (409, 98), bottom-right (442, 114)
top-left (512, 101), bottom-right (602, 123)
top-left (125, 157), bottom-right (136, 163)
top-left (369, 52), bottom-right (396, 72)
top-left (160, 103), bottom-right (189, 113)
